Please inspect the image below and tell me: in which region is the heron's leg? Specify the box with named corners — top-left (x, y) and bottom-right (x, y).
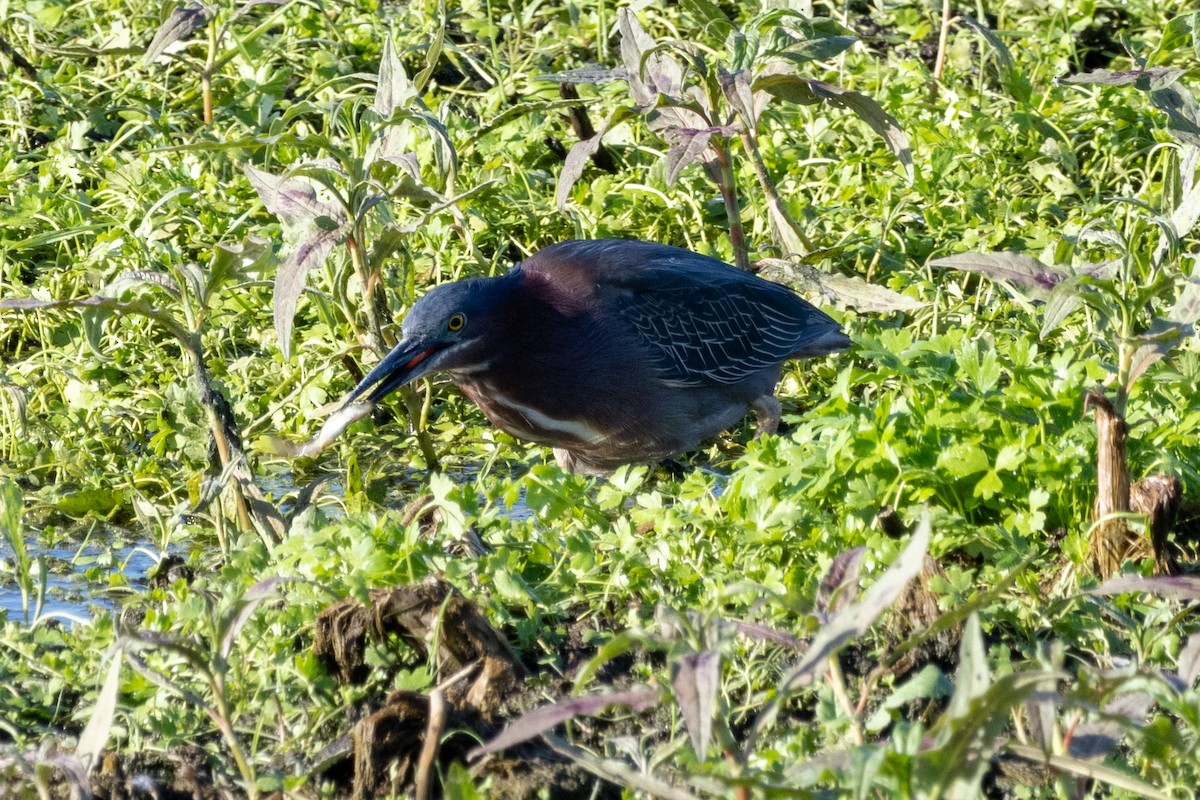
top-left (752, 395), bottom-right (781, 438)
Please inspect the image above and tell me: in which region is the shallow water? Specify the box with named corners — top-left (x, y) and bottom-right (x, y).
top-left (0, 463), bottom-right (536, 625)
top-left (0, 534), bottom-right (160, 626)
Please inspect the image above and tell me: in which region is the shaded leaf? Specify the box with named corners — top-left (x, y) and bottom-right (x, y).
top-left (959, 16), bottom-right (1014, 76)
top-left (814, 547), bottom-right (864, 619)
top-left (1150, 82), bottom-right (1200, 147)
top-left (681, 0), bottom-right (734, 40)
top-left (663, 127), bottom-right (719, 187)
top-left (1059, 67), bottom-right (1185, 87)
top-left (143, 1), bottom-right (211, 64)
top-left (1040, 281), bottom-right (1084, 337)
top-left (76, 645), bottom-right (123, 772)
top-left (673, 651), bottom-right (720, 761)
top-left (1126, 319), bottom-right (1190, 387)
top-left (719, 68), bottom-right (757, 127)
top-left (1069, 692), bottom-right (1154, 759)
top-left (804, 80), bottom-right (912, 181)
top-left (469, 688), bottom-right (662, 759)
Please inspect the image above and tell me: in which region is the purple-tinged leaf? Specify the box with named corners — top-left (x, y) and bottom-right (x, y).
top-left (931, 251), bottom-right (1068, 298)
top-left (374, 34), bottom-right (413, 118)
top-left (1040, 282), bottom-right (1083, 337)
top-left (557, 132), bottom-right (605, 211)
top-left (1089, 574), bottom-right (1200, 600)
top-left (618, 8), bottom-right (683, 106)
top-left (245, 164), bottom-right (350, 360)
top-left (746, 514), bottom-right (930, 751)
top-left (1170, 276), bottom-right (1200, 325)
top-left (1126, 319), bottom-right (1190, 388)
top-left (673, 651), bottom-right (720, 761)
top-left (556, 107), bottom-right (635, 211)
top-left (1178, 635), bottom-right (1200, 686)
top-left (143, 1), bottom-right (211, 65)
top-left (719, 68), bottom-right (757, 127)
top-left (815, 547), bottom-right (864, 620)
top-left (468, 687), bottom-right (661, 759)
top-left (273, 233), bottom-right (341, 361)
top-left (245, 164), bottom-right (345, 229)
top-left (731, 619), bottom-right (805, 650)
top-left (663, 127), bottom-right (718, 187)
top-left (1068, 692), bottom-right (1154, 759)
top-left (1060, 67), bottom-right (1185, 87)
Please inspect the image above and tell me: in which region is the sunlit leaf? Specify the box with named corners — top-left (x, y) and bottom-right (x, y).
top-left (76, 645), bottom-right (123, 772)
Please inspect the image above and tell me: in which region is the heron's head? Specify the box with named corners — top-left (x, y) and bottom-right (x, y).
top-left (345, 273), bottom-right (517, 404)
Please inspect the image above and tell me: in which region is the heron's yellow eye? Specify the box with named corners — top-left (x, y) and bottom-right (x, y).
top-left (447, 313), bottom-right (466, 332)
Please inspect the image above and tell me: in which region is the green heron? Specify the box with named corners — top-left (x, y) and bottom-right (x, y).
top-left (346, 239), bottom-right (850, 474)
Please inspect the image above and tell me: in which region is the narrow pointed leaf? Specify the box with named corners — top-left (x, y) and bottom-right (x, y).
top-left (1059, 67), bottom-right (1185, 87)
top-left (76, 645), bottom-right (123, 771)
top-left (814, 547), bottom-right (864, 619)
top-left (1006, 743), bottom-right (1172, 799)
top-left (1088, 574), bottom-right (1200, 600)
top-left (468, 688), bottom-right (661, 759)
top-left (375, 34), bottom-right (413, 118)
top-left (144, 1), bottom-right (211, 64)
top-left (673, 651), bottom-right (720, 761)
top-left (931, 251), bottom-right (1067, 298)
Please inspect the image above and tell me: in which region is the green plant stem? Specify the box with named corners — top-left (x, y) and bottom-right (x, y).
top-left (738, 129), bottom-right (814, 256)
top-left (203, 18), bottom-right (216, 125)
top-left (208, 673), bottom-right (258, 798)
top-left (826, 655), bottom-right (864, 746)
top-left (712, 138), bottom-right (750, 271)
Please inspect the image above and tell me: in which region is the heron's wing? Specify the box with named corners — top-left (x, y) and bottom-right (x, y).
top-left (522, 240), bottom-right (848, 387)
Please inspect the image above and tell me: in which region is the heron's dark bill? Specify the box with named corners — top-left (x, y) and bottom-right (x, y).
top-left (345, 339), bottom-right (447, 405)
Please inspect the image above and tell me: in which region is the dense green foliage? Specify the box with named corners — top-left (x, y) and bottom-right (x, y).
top-left (2, 0), bottom-right (1200, 797)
